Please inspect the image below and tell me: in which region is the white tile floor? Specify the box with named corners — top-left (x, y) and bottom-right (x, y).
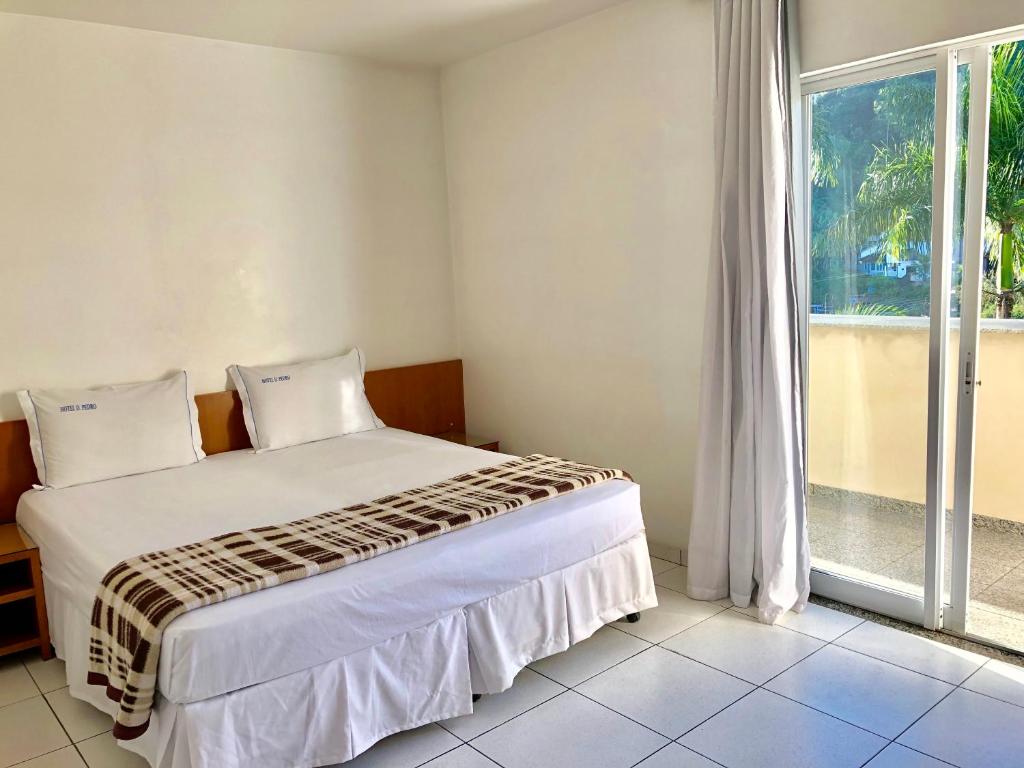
top-left (2, 556), bottom-right (1023, 768)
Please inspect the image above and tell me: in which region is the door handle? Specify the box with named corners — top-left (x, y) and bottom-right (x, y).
top-left (963, 360), bottom-right (981, 394)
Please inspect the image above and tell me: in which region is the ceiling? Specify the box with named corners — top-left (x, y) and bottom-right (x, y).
top-left (0, 0), bottom-right (631, 67)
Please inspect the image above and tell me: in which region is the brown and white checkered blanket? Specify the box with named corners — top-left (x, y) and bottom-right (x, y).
top-left (87, 453), bottom-right (630, 740)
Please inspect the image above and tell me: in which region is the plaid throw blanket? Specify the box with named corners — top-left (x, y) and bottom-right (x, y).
top-left (87, 454), bottom-right (629, 740)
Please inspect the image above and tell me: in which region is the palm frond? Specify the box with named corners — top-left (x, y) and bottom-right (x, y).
top-left (835, 302), bottom-right (909, 316)
top-left (816, 140), bottom-right (934, 263)
top-left (810, 99), bottom-right (841, 188)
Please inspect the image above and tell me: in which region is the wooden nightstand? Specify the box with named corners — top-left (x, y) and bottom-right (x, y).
top-left (434, 431), bottom-right (500, 452)
top-left (0, 524), bottom-right (51, 660)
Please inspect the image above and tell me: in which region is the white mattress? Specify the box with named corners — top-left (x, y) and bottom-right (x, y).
top-left (17, 428), bottom-right (644, 705)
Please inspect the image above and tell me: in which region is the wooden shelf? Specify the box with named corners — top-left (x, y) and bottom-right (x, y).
top-left (0, 557), bottom-right (31, 606)
top-left (0, 524), bottom-right (51, 660)
top-left (0, 631), bottom-right (41, 657)
top-left (0, 584), bottom-right (35, 606)
top-left (0, 599), bottom-right (42, 656)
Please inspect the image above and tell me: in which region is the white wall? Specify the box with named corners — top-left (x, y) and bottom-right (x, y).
top-left (799, 0), bottom-right (1024, 73)
top-left (442, 0), bottom-right (714, 551)
top-left (0, 13), bottom-right (457, 419)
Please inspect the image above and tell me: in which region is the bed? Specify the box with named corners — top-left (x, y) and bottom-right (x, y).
top-left (15, 425), bottom-right (656, 767)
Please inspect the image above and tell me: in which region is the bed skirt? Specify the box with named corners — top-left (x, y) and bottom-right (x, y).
top-left (47, 532), bottom-right (656, 768)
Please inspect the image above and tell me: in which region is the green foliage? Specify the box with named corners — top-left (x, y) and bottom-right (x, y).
top-left (987, 42), bottom-right (1024, 297)
top-left (810, 41), bottom-right (1024, 318)
top-left (810, 104), bottom-right (841, 188)
top-left (835, 302), bottom-right (909, 316)
top-left (876, 74), bottom-right (937, 142)
top-left (854, 140), bottom-right (934, 263)
top-left (811, 70), bottom-right (936, 272)
top-left (812, 271), bottom-right (930, 315)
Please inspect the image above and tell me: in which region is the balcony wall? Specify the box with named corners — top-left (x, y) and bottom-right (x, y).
top-left (808, 316), bottom-right (1024, 523)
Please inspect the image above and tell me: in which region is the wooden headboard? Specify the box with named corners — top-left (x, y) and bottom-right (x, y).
top-left (0, 359), bottom-right (465, 524)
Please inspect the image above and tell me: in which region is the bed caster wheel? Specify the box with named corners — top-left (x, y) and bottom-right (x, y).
top-left (472, 693), bottom-right (482, 703)
top-left (625, 612), bottom-right (641, 624)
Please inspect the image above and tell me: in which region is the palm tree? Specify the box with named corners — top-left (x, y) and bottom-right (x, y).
top-left (986, 42), bottom-right (1024, 316)
top-left (813, 41), bottom-right (1024, 318)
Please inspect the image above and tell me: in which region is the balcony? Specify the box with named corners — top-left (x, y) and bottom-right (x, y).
top-left (808, 315), bottom-right (1024, 651)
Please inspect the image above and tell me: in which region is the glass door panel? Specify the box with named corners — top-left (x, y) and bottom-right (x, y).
top-left (946, 39), bottom-right (1024, 652)
top-left (807, 68), bottom-right (937, 601)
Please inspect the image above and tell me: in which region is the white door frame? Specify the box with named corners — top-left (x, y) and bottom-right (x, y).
top-left (802, 51), bottom-right (951, 627)
top-left (799, 30), bottom-right (1020, 633)
top-left (921, 46), bottom-right (958, 631)
top-left (944, 43), bottom-right (993, 634)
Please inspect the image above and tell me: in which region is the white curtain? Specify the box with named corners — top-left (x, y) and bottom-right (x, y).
top-left (686, 0), bottom-right (810, 623)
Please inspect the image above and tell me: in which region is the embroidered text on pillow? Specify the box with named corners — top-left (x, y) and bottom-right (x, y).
top-left (59, 403), bottom-right (98, 412)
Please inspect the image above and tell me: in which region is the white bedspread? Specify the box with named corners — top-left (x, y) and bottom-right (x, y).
top-left (17, 428), bottom-right (644, 705)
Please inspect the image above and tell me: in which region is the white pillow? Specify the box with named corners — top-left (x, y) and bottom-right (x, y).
top-left (17, 371), bottom-right (205, 490)
top-left (227, 348), bottom-right (383, 452)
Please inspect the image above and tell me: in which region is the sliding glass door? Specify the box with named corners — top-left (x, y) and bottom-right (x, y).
top-left (946, 39), bottom-right (1024, 653)
top-left (804, 65), bottom-right (938, 618)
top-left (802, 33), bottom-right (1024, 650)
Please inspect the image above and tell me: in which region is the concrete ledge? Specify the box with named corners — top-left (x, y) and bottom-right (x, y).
top-left (810, 315), bottom-right (1024, 333)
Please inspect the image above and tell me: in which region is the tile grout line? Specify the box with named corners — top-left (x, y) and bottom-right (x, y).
top-left (1, 656), bottom-right (49, 712)
top-left (656, 610), bottom-right (839, 692)
top-left (679, 684), bottom-right (760, 736)
top-left (957, 682), bottom-right (1024, 711)
top-left (755, 687), bottom-right (893, 742)
top-left (561, 670), bottom-right (736, 768)
top-left (755, 611), bottom-right (954, 753)
top-left (895, 743), bottom-right (962, 768)
top-left (666, 610), bottom-right (905, 755)
top-left (627, 742), bottom-right (676, 768)
top-left (412, 602), bottom-right (989, 768)
top-left (846, 613), bottom-right (973, 766)
top-left (677, 618), bottom-right (899, 764)
top-left (0, 693), bottom-right (45, 713)
top-left (817, 614), bottom-right (991, 687)
top-left (825, 642), bottom-right (984, 686)
top-left (727, 645), bottom-right (903, 742)
top-left (468, 609), bottom-right (741, 764)
top-left (567, 680), bottom-right (679, 742)
top-left (462, 741), bottom-right (505, 767)
top-left (673, 601), bottom-right (859, 736)
top-left (628, 739), bottom-right (731, 768)
top-left (651, 576), bottom-right (901, 651)
top-left (553, 629), bottom-right (656, 687)
top-left (441, 597), bottom-right (1004, 767)
top-left (723, 602), bottom-right (867, 639)
top-left (672, 687), bottom-right (762, 760)
top-left (40, 688), bottom-right (76, 752)
top-left (411, 738), bottom-right (468, 768)
top-left (854, 741), bottom-right (889, 768)
top-left (459, 688), bottom-right (572, 747)
top-left (887, 685), bottom-right (960, 756)
top-left (5, 743), bottom-right (77, 768)
top-left (440, 684), bottom-right (568, 745)
top-left (609, 599), bottom-right (732, 648)
top-left (606, 604), bottom-right (730, 652)
top-left (7, 655), bottom-right (100, 768)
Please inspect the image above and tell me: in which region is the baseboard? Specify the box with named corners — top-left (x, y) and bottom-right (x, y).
top-left (646, 537), bottom-right (686, 566)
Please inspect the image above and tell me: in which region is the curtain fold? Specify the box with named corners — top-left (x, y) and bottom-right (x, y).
top-left (686, 0), bottom-right (810, 623)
